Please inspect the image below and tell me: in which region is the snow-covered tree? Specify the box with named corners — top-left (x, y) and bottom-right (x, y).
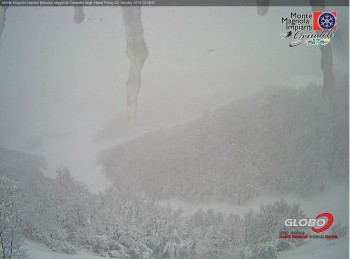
top-left (0, 176), bottom-right (25, 259)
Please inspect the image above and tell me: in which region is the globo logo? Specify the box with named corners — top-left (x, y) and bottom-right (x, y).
top-left (285, 212), bottom-right (334, 233)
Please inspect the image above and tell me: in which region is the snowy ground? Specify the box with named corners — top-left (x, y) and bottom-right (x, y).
top-left (24, 235), bottom-right (349, 259)
top-left (24, 239), bottom-right (106, 259)
top-left (279, 235), bottom-right (349, 259)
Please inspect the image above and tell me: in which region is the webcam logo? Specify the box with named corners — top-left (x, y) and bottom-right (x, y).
top-left (313, 12), bottom-right (337, 31)
top-left (284, 212), bottom-right (334, 233)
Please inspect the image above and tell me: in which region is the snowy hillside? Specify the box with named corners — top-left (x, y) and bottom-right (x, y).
top-left (0, 81), bottom-right (348, 259)
top-left (22, 181), bottom-right (349, 259)
top-left (23, 231), bottom-right (349, 259)
top-left (98, 81), bottom-right (348, 204)
top-left (0, 2), bottom-right (348, 259)
top-left (24, 239), bottom-right (106, 259)
top-left (279, 236), bottom-right (349, 259)
top-left (24, 235), bottom-right (350, 259)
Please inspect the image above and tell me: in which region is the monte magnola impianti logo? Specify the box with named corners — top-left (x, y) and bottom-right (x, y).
top-left (280, 12), bottom-right (337, 47)
top-left (279, 212), bottom-right (338, 240)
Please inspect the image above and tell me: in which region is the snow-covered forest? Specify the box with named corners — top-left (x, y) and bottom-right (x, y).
top-left (0, 153), bottom-right (321, 258)
top-left (0, 81), bottom-right (348, 258)
top-left (98, 82), bottom-right (348, 204)
top-left (0, 4), bottom-right (348, 259)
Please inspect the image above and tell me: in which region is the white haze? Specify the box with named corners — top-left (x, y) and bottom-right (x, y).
top-left (0, 6), bottom-right (346, 191)
top-left (159, 180), bottom-right (349, 224)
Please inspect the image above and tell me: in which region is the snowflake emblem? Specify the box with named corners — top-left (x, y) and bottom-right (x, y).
top-left (318, 12), bottom-right (336, 30)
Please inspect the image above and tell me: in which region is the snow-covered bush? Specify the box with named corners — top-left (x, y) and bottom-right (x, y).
top-left (86, 234), bottom-right (110, 254)
top-left (330, 221), bottom-right (348, 239)
top-left (51, 241), bottom-right (77, 254)
top-left (189, 199), bottom-right (306, 259)
top-left (239, 241), bottom-right (278, 259)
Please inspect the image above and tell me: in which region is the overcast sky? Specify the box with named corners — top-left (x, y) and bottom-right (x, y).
top-left (0, 6), bottom-right (347, 191)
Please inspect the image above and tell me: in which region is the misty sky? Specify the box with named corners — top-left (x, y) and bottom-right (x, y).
top-left (0, 6), bottom-right (347, 191)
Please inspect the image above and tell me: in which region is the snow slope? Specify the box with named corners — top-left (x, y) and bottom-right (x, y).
top-left (279, 235), bottom-right (349, 259)
top-left (24, 239), bottom-right (106, 259)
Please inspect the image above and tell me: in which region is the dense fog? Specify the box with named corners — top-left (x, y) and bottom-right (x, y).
top-left (0, 4), bottom-right (348, 259)
top-left (0, 6), bottom-right (337, 190)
